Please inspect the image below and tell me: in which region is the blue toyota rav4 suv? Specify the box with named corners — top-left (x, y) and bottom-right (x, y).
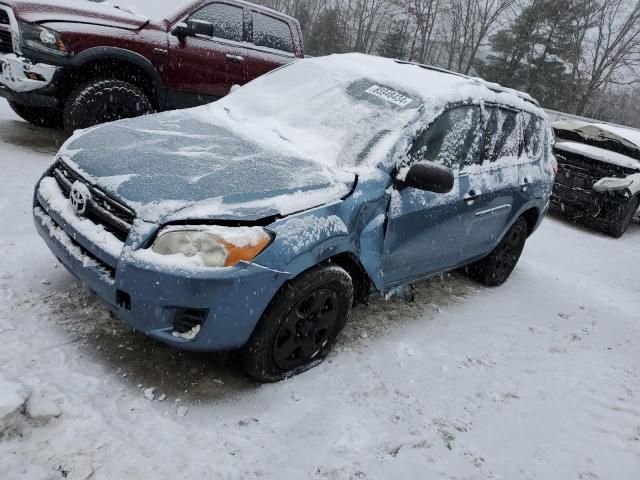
top-left (34, 54), bottom-right (554, 382)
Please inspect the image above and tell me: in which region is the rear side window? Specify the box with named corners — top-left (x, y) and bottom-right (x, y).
top-left (522, 112), bottom-right (544, 160)
top-left (190, 3), bottom-right (243, 42)
top-left (411, 105), bottom-right (482, 171)
top-left (483, 107), bottom-right (520, 162)
top-left (252, 12), bottom-right (294, 53)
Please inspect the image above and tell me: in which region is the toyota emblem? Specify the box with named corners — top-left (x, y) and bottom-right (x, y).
top-left (70, 181), bottom-right (91, 216)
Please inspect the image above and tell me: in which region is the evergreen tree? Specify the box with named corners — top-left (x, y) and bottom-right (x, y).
top-left (305, 8), bottom-right (345, 57)
top-left (378, 20), bottom-right (410, 60)
top-left (477, 0), bottom-right (584, 111)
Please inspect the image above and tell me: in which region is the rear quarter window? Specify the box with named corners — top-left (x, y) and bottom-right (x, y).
top-left (483, 107), bottom-right (520, 162)
top-left (522, 112), bottom-right (544, 160)
top-left (252, 12), bottom-right (294, 53)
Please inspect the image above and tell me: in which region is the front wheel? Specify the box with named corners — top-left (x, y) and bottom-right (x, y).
top-left (466, 217), bottom-right (528, 287)
top-left (8, 101), bottom-right (63, 128)
top-left (241, 265), bottom-right (354, 383)
top-left (63, 79), bottom-right (153, 131)
top-left (606, 195), bottom-right (639, 238)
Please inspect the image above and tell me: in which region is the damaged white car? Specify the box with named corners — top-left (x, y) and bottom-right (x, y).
top-left (551, 121), bottom-right (640, 237)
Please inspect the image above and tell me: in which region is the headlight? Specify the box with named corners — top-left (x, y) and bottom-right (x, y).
top-left (151, 226), bottom-right (272, 268)
top-left (593, 177), bottom-right (632, 193)
top-left (19, 22), bottom-right (69, 56)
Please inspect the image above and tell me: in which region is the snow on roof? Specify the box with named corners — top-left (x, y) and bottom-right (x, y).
top-left (305, 54), bottom-right (542, 113)
top-left (195, 53), bottom-right (545, 172)
top-left (555, 141), bottom-right (640, 171)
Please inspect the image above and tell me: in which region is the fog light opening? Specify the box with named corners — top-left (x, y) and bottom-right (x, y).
top-left (172, 308), bottom-right (208, 340)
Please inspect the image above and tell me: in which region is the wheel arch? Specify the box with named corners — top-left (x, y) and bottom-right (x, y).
top-left (65, 47), bottom-right (164, 109)
top-left (275, 250), bottom-right (374, 307)
top-left (521, 206), bottom-right (541, 236)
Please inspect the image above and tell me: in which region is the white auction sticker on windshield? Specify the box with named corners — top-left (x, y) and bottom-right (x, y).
top-left (365, 85), bottom-right (412, 107)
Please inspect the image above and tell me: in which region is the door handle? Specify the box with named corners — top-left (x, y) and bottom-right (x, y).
top-left (464, 189), bottom-right (480, 203)
top-left (225, 54), bottom-right (244, 63)
top-left (520, 177), bottom-right (531, 190)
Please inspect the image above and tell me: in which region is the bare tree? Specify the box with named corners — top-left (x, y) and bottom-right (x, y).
top-left (577, 0), bottom-right (640, 114)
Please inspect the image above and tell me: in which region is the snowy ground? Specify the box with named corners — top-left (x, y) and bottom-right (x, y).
top-left (0, 97), bottom-right (639, 480)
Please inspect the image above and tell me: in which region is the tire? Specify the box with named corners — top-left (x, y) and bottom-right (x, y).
top-left (467, 217), bottom-right (528, 287)
top-left (8, 101), bottom-right (63, 129)
top-left (241, 265), bottom-right (354, 383)
top-left (63, 79), bottom-right (153, 131)
top-left (606, 195), bottom-right (640, 238)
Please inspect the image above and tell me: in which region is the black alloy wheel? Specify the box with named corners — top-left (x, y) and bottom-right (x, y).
top-left (467, 217), bottom-right (529, 287)
top-left (272, 289), bottom-right (339, 371)
top-left (241, 265), bottom-right (353, 382)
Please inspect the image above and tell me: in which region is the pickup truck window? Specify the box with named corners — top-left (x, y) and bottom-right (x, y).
top-left (411, 106), bottom-right (482, 171)
top-left (252, 12), bottom-right (293, 53)
top-left (190, 3), bottom-right (243, 42)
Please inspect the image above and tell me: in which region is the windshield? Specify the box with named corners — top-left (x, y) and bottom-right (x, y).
top-left (196, 60), bottom-right (423, 171)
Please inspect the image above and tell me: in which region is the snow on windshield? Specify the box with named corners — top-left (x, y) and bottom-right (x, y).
top-left (195, 58), bottom-right (424, 172)
top-left (194, 54), bottom-right (545, 174)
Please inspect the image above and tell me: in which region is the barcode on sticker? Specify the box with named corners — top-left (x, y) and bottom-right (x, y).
top-left (365, 85), bottom-right (412, 107)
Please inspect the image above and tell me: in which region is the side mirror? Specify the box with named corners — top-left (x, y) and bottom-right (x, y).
top-left (172, 19), bottom-right (214, 38)
top-left (171, 22), bottom-right (191, 37)
top-left (400, 161), bottom-right (455, 193)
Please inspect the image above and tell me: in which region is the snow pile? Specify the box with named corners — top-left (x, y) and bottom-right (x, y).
top-left (0, 375), bottom-right (29, 438)
top-left (172, 324), bottom-right (201, 341)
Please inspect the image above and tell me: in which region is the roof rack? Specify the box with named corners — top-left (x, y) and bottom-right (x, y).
top-left (393, 59), bottom-right (540, 108)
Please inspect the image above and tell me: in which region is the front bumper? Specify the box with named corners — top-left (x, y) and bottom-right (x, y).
top-left (0, 53), bottom-right (60, 107)
top-left (551, 181), bottom-right (629, 221)
top-left (33, 181), bottom-right (289, 352)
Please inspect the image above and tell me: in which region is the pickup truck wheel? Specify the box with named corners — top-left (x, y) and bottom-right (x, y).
top-left (63, 79), bottom-right (152, 131)
top-left (241, 265), bottom-right (353, 383)
top-left (467, 217), bottom-right (528, 287)
top-left (8, 101), bottom-right (63, 129)
top-left (606, 195), bottom-right (640, 238)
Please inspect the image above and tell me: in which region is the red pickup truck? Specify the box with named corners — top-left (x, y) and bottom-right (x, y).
top-left (0, 0), bottom-right (303, 130)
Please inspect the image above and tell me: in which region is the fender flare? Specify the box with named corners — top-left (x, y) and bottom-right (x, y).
top-left (68, 47), bottom-right (164, 102)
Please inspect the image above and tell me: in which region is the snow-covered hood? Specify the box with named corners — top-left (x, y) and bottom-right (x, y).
top-left (553, 121), bottom-right (640, 157)
top-left (7, 0), bottom-right (148, 30)
top-left (554, 141), bottom-right (640, 171)
top-left (58, 111), bottom-right (356, 224)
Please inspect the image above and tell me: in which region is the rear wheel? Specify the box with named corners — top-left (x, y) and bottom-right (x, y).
top-left (606, 195), bottom-right (639, 238)
top-left (467, 217), bottom-right (528, 287)
top-left (241, 265), bottom-right (353, 383)
top-left (8, 101), bottom-right (63, 129)
top-left (63, 79), bottom-right (153, 131)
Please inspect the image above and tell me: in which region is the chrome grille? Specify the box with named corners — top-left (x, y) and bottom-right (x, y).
top-left (52, 160), bottom-right (135, 242)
